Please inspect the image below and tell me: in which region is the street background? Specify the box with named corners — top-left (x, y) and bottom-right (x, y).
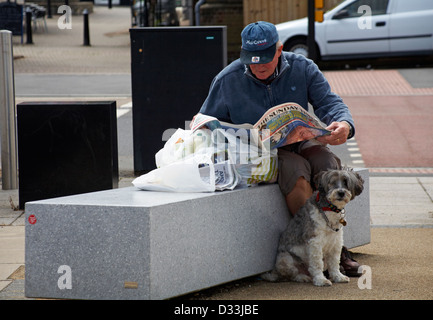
top-left (1, 5), bottom-right (433, 300)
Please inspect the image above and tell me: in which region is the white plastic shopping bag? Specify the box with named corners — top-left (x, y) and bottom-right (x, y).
top-left (155, 128), bottom-right (212, 168)
top-left (132, 153), bottom-right (216, 192)
top-left (133, 112), bottom-right (279, 193)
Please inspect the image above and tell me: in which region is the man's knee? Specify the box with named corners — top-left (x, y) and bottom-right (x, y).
top-left (293, 176), bottom-right (312, 192)
top-left (307, 148), bottom-right (342, 175)
top-left (285, 176), bottom-right (313, 216)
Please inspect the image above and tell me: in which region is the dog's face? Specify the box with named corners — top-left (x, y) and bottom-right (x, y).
top-left (314, 168), bottom-right (364, 209)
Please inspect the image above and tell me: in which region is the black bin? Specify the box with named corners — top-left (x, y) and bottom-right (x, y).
top-left (17, 101), bottom-right (119, 209)
top-left (130, 26), bottom-right (227, 174)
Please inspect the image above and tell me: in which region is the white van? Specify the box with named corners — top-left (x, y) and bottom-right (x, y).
top-left (276, 0), bottom-right (433, 60)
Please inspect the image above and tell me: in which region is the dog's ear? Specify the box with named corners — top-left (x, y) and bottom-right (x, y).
top-left (350, 171), bottom-right (364, 199)
top-left (313, 171), bottom-right (326, 190)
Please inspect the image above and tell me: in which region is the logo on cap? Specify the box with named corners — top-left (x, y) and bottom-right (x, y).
top-left (246, 39), bottom-right (268, 46)
top-left (251, 56), bottom-right (260, 63)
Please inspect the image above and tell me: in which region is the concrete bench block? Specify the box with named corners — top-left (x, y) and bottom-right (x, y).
top-left (25, 168), bottom-right (369, 300)
top-left (25, 184), bottom-right (289, 300)
top-left (340, 168), bottom-right (371, 249)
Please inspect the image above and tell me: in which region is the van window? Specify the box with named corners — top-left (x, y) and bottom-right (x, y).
top-left (340, 0), bottom-right (389, 18)
top-left (394, 0), bottom-right (433, 13)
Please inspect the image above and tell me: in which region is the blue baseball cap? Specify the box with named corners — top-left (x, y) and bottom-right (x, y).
top-left (240, 21), bottom-right (279, 65)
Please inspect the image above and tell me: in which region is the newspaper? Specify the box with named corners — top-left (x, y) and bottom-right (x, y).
top-left (191, 102), bottom-right (331, 149)
top-left (198, 159), bottom-right (241, 191)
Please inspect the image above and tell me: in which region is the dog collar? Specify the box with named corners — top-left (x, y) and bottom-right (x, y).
top-left (315, 192), bottom-right (347, 230)
top-left (316, 192), bottom-right (344, 214)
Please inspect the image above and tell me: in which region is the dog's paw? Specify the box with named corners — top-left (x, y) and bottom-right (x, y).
top-left (260, 271), bottom-right (279, 282)
top-left (313, 276), bottom-right (332, 287)
top-left (293, 274), bottom-right (311, 283)
top-left (331, 273), bottom-right (350, 283)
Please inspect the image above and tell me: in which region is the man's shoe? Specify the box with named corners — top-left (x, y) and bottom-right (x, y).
top-left (340, 246), bottom-right (362, 277)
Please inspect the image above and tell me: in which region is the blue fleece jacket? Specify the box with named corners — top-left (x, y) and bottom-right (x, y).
top-left (199, 51), bottom-right (355, 138)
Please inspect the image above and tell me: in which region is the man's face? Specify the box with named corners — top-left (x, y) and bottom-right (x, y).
top-left (249, 45), bottom-right (283, 80)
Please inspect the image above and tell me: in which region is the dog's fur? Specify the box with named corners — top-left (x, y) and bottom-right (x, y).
top-left (262, 168), bottom-right (364, 286)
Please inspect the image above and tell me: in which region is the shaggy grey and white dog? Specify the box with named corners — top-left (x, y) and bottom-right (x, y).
top-left (263, 168), bottom-right (364, 286)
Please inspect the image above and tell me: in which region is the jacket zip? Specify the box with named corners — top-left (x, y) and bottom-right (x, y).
top-left (244, 62), bottom-right (290, 107)
top-left (266, 84), bottom-right (274, 106)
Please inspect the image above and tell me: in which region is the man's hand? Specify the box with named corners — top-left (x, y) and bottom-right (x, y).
top-left (316, 121), bottom-right (350, 146)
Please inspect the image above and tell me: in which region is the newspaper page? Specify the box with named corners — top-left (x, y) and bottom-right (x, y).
top-left (191, 102), bottom-right (330, 149)
top-left (253, 102), bottom-right (331, 149)
top-left (190, 113), bottom-right (224, 132)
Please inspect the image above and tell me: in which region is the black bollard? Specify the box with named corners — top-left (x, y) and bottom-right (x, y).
top-left (47, 0), bottom-right (52, 18)
top-left (108, 0), bottom-right (112, 9)
top-left (83, 9), bottom-right (90, 46)
top-left (25, 7), bottom-right (33, 44)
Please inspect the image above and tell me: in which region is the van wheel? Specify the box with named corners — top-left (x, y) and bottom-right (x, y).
top-left (284, 39), bottom-right (309, 57)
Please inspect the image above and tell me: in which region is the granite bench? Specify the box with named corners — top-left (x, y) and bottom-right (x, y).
top-left (25, 168), bottom-right (369, 300)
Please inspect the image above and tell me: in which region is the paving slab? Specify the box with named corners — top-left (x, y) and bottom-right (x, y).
top-left (15, 74), bottom-right (131, 97)
top-left (186, 228), bottom-right (433, 300)
top-left (399, 68), bottom-right (433, 88)
top-left (341, 95), bottom-right (433, 168)
top-left (12, 7), bottom-right (131, 75)
top-left (0, 226), bottom-right (25, 264)
top-left (369, 177), bottom-right (433, 227)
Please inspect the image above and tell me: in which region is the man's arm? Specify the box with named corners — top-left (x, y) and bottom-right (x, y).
top-left (305, 61), bottom-right (355, 145)
top-left (199, 76), bottom-right (231, 122)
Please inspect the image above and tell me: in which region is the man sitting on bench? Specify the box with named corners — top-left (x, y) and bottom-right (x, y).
top-left (199, 21), bottom-right (361, 277)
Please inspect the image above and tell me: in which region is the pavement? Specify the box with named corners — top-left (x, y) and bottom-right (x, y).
top-left (1, 5), bottom-right (433, 301)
